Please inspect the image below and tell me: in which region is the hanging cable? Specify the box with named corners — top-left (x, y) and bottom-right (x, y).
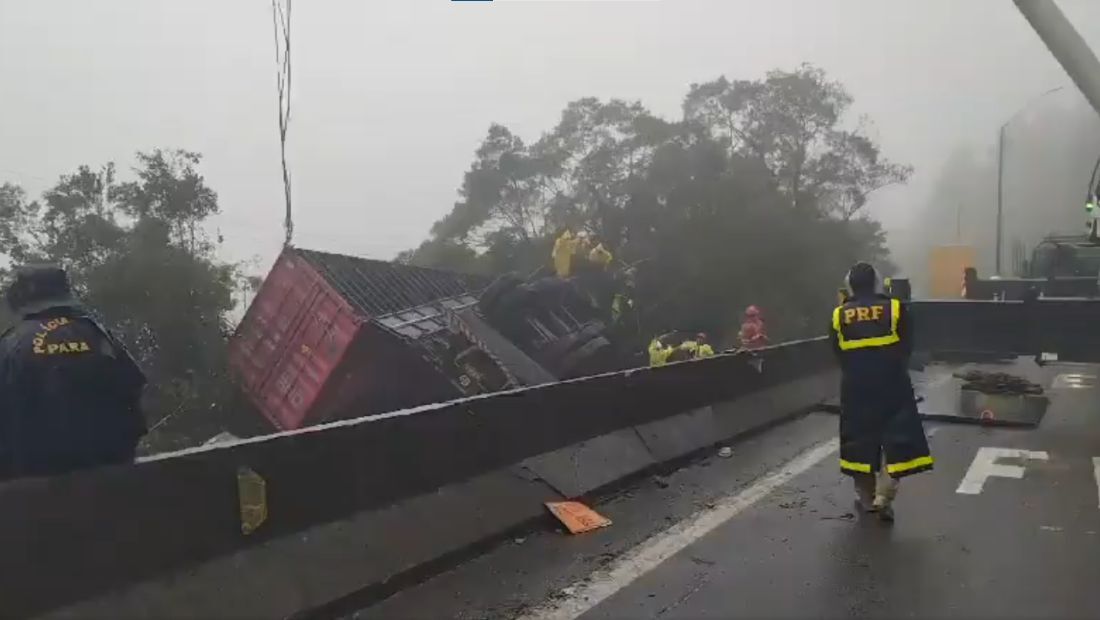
top-left (272, 0), bottom-right (293, 247)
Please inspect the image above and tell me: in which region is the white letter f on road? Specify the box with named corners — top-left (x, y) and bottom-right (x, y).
top-left (957, 447), bottom-right (1050, 495)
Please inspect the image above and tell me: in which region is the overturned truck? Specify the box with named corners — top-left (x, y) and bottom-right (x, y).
top-left (228, 247), bottom-right (623, 431)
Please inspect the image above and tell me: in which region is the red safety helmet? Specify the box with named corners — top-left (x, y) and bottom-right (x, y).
top-left (744, 305), bottom-right (761, 318)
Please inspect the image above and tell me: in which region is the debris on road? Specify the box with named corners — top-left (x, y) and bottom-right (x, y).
top-left (819, 512), bottom-right (855, 521)
top-left (545, 501), bottom-right (612, 535)
top-left (953, 370), bottom-right (1044, 395)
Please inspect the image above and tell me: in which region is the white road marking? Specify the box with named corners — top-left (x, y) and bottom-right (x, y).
top-left (516, 438), bottom-right (839, 620)
top-left (1092, 457), bottom-right (1100, 509)
top-left (1052, 373), bottom-right (1096, 389)
top-left (956, 447), bottom-right (1049, 495)
top-left (922, 373), bottom-right (954, 391)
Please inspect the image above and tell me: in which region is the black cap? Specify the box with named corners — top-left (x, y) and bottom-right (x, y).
top-left (846, 262), bottom-right (878, 295)
top-left (5, 264), bottom-right (78, 316)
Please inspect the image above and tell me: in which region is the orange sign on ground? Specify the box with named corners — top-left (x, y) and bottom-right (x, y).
top-left (545, 501), bottom-right (613, 534)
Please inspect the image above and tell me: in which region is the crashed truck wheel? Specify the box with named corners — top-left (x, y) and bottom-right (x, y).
top-left (542, 321), bottom-right (606, 360)
top-left (557, 336), bottom-right (612, 378)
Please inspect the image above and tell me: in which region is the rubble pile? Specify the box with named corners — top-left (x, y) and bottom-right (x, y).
top-left (953, 370), bottom-right (1044, 396)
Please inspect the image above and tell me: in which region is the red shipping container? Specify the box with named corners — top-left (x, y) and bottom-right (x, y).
top-left (229, 248), bottom-right (485, 431)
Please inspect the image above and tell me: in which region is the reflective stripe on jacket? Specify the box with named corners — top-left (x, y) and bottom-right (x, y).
top-left (831, 297), bottom-right (901, 351)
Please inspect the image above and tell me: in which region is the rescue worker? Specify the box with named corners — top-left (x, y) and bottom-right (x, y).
top-left (738, 306), bottom-right (769, 350)
top-left (1087, 197), bottom-right (1099, 241)
top-left (610, 292), bottom-right (634, 325)
top-left (962, 267), bottom-right (977, 299)
top-left (0, 265), bottom-right (146, 480)
top-left (588, 242), bottom-right (613, 271)
top-left (829, 261), bottom-right (932, 522)
top-left (694, 333), bottom-right (715, 358)
top-left (574, 231), bottom-right (593, 264)
top-left (574, 236), bottom-right (616, 310)
top-left (647, 334), bottom-right (675, 367)
top-left (679, 333), bottom-right (715, 359)
top-left (551, 229), bottom-right (578, 278)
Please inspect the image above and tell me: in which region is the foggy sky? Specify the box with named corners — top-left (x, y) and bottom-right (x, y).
top-left (2, 0), bottom-right (1100, 277)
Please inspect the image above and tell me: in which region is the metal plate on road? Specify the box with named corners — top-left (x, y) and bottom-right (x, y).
top-left (820, 363), bottom-right (1049, 428)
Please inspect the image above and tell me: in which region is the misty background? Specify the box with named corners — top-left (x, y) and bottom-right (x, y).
top-left (4, 0), bottom-right (1100, 448)
top-left (2, 0), bottom-right (1100, 288)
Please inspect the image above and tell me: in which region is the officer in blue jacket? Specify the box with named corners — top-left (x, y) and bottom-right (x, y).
top-left (829, 262), bottom-right (932, 521)
top-left (0, 265), bottom-right (146, 480)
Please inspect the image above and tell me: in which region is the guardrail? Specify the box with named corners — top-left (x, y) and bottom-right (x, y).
top-left (910, 298), bottom-right (1100, 362)
top-left (0, 338), bottom-right (838, 619)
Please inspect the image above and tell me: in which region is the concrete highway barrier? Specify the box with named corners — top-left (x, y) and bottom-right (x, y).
top-left (3, 338), bottom-right (838, 619)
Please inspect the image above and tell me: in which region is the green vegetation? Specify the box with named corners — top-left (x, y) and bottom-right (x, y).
top-left (401, 64), bottom-right (910, 344)
top-left (0, 150), bottom-right (255, 452)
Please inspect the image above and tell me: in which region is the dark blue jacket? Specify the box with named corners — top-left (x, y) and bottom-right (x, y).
top-left (828, 293), bottom-right (932, 479)
top-left (0, 305), bottom-right (146, 479)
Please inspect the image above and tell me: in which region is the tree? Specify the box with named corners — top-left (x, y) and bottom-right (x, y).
top-left (35, 164), bottom-right (125, 277)
top-left (0, 183), bottom-right (39, 269)
top-left (405, 64), bottom-right (912, 348)
top-left (113, 150), bottom-right (219, 252)
top-left (0, 150), bottom-right (249, 452)
top-left (684, 64), bottom-right (912, 218)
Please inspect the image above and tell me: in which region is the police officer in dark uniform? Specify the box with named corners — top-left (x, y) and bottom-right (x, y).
top-left (829, 262), bottom-right (932, 522)
top-left (0, 265), bottom-right (146, 480)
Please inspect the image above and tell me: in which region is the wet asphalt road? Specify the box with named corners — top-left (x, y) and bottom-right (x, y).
top-left (357, 359), bottom-right (1100, 619)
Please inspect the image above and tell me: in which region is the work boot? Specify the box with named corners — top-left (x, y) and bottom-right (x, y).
top-left (873, 495), bottom-right (895, 522)
top-left (853, 477), bottom-right (877, 513)
top-left (873, 471), bottom-right (898, 522)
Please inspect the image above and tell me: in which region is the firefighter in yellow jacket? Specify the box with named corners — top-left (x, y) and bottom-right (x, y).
top-left (829, 262), bottom-right (932, 522)
top-left (648, 335), bottom-right (674, 367)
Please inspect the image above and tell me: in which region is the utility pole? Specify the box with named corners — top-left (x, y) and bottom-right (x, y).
top-left (996, 125), bottom-right (1006, 275)
top-left (956, 202), bottom-right (963, 243)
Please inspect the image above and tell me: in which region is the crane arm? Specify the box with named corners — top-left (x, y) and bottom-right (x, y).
top-left (1014, 0), bottom-right (1100, 120)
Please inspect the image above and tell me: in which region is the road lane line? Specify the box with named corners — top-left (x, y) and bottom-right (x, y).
top-left (517, 438), bottom-right (839, 620)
